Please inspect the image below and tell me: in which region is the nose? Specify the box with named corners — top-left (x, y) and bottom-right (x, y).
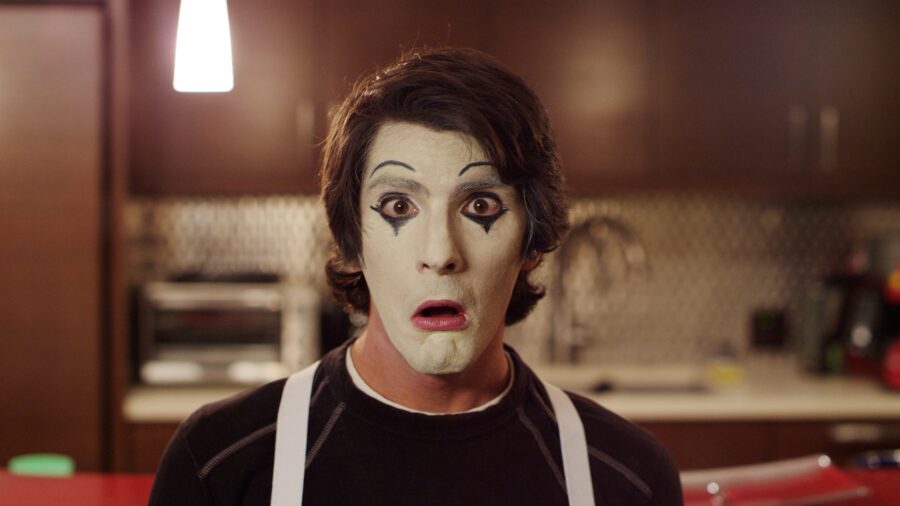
top-left (418, 211), bottom-right (465, 275)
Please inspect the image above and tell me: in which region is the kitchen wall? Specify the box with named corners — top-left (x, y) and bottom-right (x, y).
top-left (126, 195), bottom-right (900, 366)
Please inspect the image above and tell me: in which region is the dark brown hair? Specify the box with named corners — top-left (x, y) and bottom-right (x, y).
top-left (320, 47), bottom-right (569, 325)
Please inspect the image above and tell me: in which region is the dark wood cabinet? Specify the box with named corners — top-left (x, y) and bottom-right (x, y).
top-left (122, 423), bottom-right (179, 473)
top-left (805, 0), bottom-right (900, 197)
top-left (641, 421), bottom-right (773, 470)
top-left (492, 0), bottom-right (658, 194)
top-left (0, 5), bottom-right (105, 471)
top-left (315, 0), bottom-right (488, 104)
top-left (129, 0), bottom-right (318, 195)
top-left (642, 419), bottom-right (900, 471)
top-left (656, 2), bottom-right (809, 190)
top-left (656, 1), bottom-right (900, 197)
top-left (127, 1), bottom-right (900, 197)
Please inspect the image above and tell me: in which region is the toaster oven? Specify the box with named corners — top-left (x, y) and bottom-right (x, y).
top-left (137, 281), bottom-right (319, 385)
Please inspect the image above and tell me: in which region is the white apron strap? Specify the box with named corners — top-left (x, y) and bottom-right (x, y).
top-left (543, 381), bottom-right (597, 506)
top-left (271, 361), bottom-right (320, 506)
top-left (270, 361), bottom-right (593, 506)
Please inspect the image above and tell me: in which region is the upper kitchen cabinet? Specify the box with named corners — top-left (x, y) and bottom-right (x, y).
top-left (129, 0), bottom-right (317, 195)
top-left (490, 0), bottom-right (657, 194)
top-left (128, 1), bottom-right (898, 197)
top-left (657, 1), bottom-right (900, 197)
top-left (0, 4), bottom-right (104, 470)
top-left (657, 2), bottom-right (811, 192)
top-left (315, 0), bottom-right (488, 107)
top-left (805, 0), bottom-right (900, 197)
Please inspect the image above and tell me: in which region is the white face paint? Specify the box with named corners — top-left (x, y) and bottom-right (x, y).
top-left (358, 121), bottom-right (530, 374)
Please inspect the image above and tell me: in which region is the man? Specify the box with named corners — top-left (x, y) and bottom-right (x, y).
top-left (149, 47), bottom-right (682, 505)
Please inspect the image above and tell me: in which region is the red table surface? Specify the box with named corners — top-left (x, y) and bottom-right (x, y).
top-left (0, 469), bottom-right (897, 505)
top-left (0, 471), bottom-right (154, 506)
top-left (683, 469), bottom-right (900, 506)
top-left (846, 469), bottom-right (900, 506)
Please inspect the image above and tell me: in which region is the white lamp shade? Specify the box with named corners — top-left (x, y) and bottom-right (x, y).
top-left (173, 0), bottom-right (234, 93)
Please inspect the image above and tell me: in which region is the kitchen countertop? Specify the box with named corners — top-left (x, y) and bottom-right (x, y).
top-left (123, 357), bottom-right (900, 423)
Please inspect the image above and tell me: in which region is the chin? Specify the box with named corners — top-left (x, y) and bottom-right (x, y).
top-left (393, 332), bottom-right (482, 375)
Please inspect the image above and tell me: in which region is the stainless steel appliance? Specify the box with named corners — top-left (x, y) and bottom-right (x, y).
top-left (137, 280), bottom-right (319, 385)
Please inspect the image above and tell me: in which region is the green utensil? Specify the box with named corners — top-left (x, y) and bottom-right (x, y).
top-left (7, 454), bottom-right (75, 477)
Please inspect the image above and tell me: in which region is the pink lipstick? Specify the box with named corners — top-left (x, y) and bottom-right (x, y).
top-left (411, 300), bottom-right (467, 331)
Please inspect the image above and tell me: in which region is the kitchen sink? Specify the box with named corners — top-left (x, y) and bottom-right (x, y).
top-left (532, 363), bottom-right (711, 395)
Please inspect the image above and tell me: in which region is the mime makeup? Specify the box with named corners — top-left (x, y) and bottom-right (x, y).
top-left (370, 193), bottom-right (418, 235)
top-left (367, 160), bottom-right (510, 236)
top-left (358, 121), bottom-right (530, 375)
top-left (459, 192), bottom-right (508, 233)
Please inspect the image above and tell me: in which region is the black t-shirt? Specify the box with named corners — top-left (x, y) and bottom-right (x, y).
top-left (149, 342), bottom-right (683, 505)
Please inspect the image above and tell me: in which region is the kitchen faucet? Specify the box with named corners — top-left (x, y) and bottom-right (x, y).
top-left (550, 215), bottom-right (649, 363)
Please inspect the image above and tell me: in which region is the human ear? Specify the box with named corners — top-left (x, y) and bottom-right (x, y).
top-left (522, 251), bottom-right (542, 272)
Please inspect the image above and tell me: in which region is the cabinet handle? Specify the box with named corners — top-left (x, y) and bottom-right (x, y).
top-left (829, 423), bottom-right (900, 444)
top-left (818, 106), bottom-right (840, 172)
top-left (787, 105), bottom-right (809, 172)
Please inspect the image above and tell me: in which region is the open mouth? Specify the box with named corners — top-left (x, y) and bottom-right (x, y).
top-left (411, 300), bottom-right (467, 331)
top-left (419, 305), bottom-right (461, 317)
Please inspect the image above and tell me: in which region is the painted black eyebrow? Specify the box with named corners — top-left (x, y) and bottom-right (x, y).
top-left (458, 161), bottom-right (493, 176)
top-left (452, 178), bottom-right (507, 199)
top-left (370, 160), bottom-right (416, 177)
top-left (365, 175), bottom-right (427, 195)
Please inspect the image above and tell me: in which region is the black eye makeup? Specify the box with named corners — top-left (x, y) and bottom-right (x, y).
top-left (370, 193), bottom-right (419, 235)
top-left (461, 192), bottom-right (508, 233)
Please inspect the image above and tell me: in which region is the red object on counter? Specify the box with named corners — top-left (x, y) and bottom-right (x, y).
top-left (681, 456), bottom-right (900, 506)
top-left (0, 471), bottom-right (154, 506)
top-left (883, 339), bottom-right (900, 390)
top-left (846, 469), bottom-right (900, 506)
top-left (883, 268), bottom-right (900, 304)
top-left (723, 464), bottom-right (869, 504)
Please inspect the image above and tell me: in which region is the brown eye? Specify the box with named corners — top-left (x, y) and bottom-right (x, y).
top-left (379, 197), bottom-right (418, 219)
top-left (464, 196), bottom-right (502, 217)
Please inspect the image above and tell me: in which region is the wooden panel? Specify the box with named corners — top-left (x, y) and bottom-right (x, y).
top-left (774, 421), bottom-right (900, 465)
top-left (316, 0), bottom-right (488, 103)
top-left (123, 423), bottom-right (179, 473)
top-left (640, 422), bottom-right (773, 470)
top-left (806, 0), bottom-right (900, 197)
top-left (107, 0), bottom-right (133, 473)
top-left (642, 420), bottom-right (900, 471)
top-left (0, 5), bottom-right (104, 470)
top-left (491, 0), bottom-right (657, 193)
top-left (656, 1), bottom-right (900, 197)
top-left (657, 2), bottom-right (812, 187)
top-left (129, 0), bottom-right (317, 195)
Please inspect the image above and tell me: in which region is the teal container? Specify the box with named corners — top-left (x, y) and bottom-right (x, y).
top-left (7, 454), bottom-right (75, 477)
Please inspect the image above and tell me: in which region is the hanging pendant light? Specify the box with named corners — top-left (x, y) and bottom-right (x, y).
top-left (173, 0), bottom-right (234, 92)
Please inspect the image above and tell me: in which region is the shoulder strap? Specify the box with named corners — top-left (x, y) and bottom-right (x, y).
top-left (271, 361), bottom-right (320, 506)
top-left (543, 381), bottom-right (597, 506)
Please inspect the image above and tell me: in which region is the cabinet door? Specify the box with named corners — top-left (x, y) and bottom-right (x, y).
top-left (491, 0), bottom-right (657, 194)
top-left (0, 5), bottom-right (104, 470)
top-left (316, 0), bottom-right (488, 105)
top-left (123, 423), bottom-right (179, 473)
top-left (129, 0), bottom-right (317, 195)
top-left (806, 0), bottom-right (900, 197)
top-left (657, 1), bottom-right (900, 197)
top-left (640, 422), bottom-right (774, 470)
top-left (774, 421), bottom-right (900, 464)
top-left (657, 2), bottom-right (814, 193)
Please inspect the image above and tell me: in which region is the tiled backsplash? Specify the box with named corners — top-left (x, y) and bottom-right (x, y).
top-left (126, 195), bottom-right (900, 365)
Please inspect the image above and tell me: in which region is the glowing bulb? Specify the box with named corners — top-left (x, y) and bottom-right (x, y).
top-left (173, 0), bottom-right (234, 92)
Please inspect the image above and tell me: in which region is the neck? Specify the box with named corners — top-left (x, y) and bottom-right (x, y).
top-left (349, 319), bottom-right (510, 414)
